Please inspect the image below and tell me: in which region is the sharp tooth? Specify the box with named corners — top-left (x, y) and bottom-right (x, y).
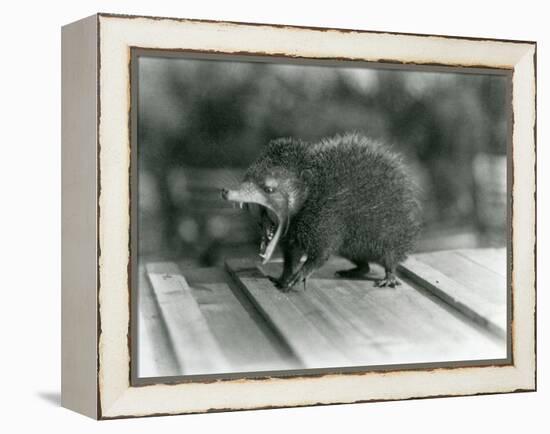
top-left (259, 252), bottom-right (266, 259)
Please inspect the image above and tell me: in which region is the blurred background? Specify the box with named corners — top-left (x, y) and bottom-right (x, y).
top-left (137, 55), bottom-right (509, 268)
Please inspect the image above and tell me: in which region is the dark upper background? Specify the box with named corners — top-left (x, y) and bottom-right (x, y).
top-left (136, 55), bottom-right (509, 268)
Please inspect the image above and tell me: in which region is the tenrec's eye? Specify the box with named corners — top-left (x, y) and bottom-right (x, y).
top-left (264, 186), bottom-right (275, 194)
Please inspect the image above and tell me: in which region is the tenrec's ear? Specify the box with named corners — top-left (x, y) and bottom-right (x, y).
top-left (301, 169), bottom-right (313, 183)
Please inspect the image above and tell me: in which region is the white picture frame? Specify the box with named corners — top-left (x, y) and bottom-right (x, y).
top-left (61, 13), bottom-right (536, 419)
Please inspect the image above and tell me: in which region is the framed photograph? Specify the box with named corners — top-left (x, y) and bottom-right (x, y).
top-left (61, 13), bottom-right (536, 419)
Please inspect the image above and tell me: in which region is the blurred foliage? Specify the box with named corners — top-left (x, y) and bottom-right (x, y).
top-left (137, 56), bottom-right (509, 265)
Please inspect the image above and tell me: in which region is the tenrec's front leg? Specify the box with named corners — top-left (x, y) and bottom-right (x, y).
top-left (279, 250), bottom-right (329, 292)
top-left (268, 242), bottom-right (302, 288)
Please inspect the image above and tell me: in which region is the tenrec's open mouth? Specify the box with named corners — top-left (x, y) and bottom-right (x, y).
top-left (259, 207), bottom-right (279, 262)
top-left (222, 186), bottom-right (287, 264)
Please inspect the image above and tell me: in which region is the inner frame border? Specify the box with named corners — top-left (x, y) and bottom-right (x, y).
top-left (128, 47), bottom-right (514, 387)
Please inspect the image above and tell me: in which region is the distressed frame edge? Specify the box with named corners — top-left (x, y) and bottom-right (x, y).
top-left (61, 13), bottom-right (100, 419)
top-left (94, 14), bottom-right (537, 419)
top-left (95, 11), bottom-right (537, 46)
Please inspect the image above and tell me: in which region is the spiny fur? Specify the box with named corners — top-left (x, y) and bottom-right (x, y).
top-left (247, 132), bottom-right (421, 286)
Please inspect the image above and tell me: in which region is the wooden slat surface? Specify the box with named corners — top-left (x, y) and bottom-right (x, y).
top-left (140, 248), bottom-right (507, 377)
top-left (146, 263), bottom-right (232, 375)
top-left (455, 248), bottom-right (506, 277)
top-left (174, 266), bottom-right (300, 372)
top-left (137, 264), bottom-right (180, 378)
top-left (226, 255), bottom-right (506, 368)
top-left (226, 259), bottom-right (350, 367)
top-left (142, 262), bottom-right (300, 377)
top-left (399, 249), bottom-right (506, 337)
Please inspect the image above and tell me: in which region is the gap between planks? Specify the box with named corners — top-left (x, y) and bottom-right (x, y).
top-left (398, 255), bottom-right (506, 339)
top-left (225, 258), bottom-right (351, 368)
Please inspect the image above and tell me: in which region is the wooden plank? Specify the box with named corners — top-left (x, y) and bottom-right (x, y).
top-left (256, 262), bottom-right (395, 364)
top-left (456, 248), bottom-right (506, 277)
top-left (142, 251), bottom-right (507, 376)
top-left (137, 265), bottom-right (180, 378)
top-left (417, 250), bottom-right (506, 306)
top-left (225, 258), bottom-right (350, 368)
top-left (144, 262), bottom-right (300, 375)
top-left (287, 280), bottom-right (391, 363)
top-left (229, 258), bottom-right (505, 367)
top-left (398, 255), bottom-right (506, 338)
top-left (315, 277), bottom-right (505, 365)
top-left (146, 262), bottom-right (232, 375)
top-left (261, 260), bottom-right (505, 365)
top-left (179, 266), bottom-right (301, 372)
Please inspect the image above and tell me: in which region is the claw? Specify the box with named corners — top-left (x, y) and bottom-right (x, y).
top-left (375, 277), bottom-right (401, 288)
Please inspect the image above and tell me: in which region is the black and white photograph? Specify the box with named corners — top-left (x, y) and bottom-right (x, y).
top-left (134, 52), bottom-right (510, 380)
top-left (1, 0), bottom-right (544, 428)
